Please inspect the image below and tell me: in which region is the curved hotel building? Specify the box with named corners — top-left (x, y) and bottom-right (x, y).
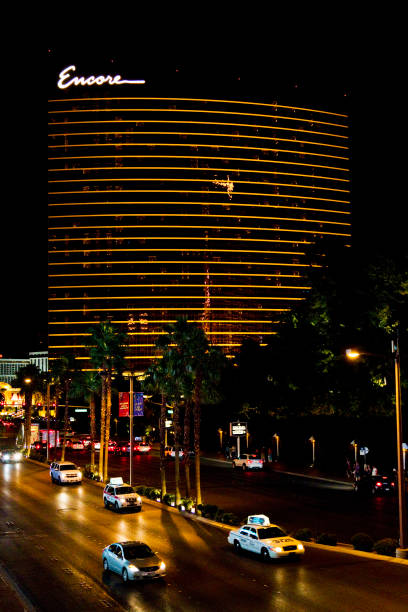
top-left (48, 79), bottom-right (350, 371)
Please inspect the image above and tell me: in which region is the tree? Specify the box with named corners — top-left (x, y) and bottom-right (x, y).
top-left (86, 321), bottom-right (126, 482)
top-left (70, 371), bottom-right (101, 471)
top-left (12, 364), bottom-right (43, 456)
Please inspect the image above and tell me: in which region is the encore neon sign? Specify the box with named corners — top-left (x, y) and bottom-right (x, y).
top-left (57, 65), bottom-right (145, 89)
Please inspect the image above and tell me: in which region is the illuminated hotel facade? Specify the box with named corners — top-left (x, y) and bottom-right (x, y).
top-left (48, 76), bottom-right (350, 371)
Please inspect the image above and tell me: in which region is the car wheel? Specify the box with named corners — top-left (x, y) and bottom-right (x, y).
top-left (104, 498), bottom-right (109, 508)
top-left (242, 464), bottom-right (247, 471)
top-left (234, 540), bottom-right (241, 552)
top-left (115, 501), bottom-right (120, 512)
top-left (103, 558), bottom-right (109, 572)
top-left (122, 568), bottom-right (129, 582)
top-left (261, 548), bottom-right (270, 561)
top-left (58, 477), bottom-right (62, 485)
top-left (232, 462), bottom-right (236, 469)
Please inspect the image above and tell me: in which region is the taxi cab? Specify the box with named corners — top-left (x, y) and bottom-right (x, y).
top-left (227, 515), bottom-right (304, 560)
top-left (103, 477), bottom-right (142, 512)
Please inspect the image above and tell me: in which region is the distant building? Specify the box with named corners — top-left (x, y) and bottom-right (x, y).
top-left (29, 351), bottom-right (48, 373)
top-left (0, 352), bottom-right (48, 385)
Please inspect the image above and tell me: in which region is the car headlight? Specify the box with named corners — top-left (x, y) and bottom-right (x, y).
top-left (160, 561), bottom-right (166, 570)
top-left (127, 564), bottom-right (139, 572)
top-left (137, 496), bottom-right (141, 502)
top-left (297, 544), bottom-right (304, 551)
top-left (3, 454), bottom-right (10, 460)
top-left (271, 546), bottom-right (283, 553)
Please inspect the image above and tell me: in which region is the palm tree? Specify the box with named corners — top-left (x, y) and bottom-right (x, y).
top-left (57, 355), bottom-right (79, 462)
top-left (86, 321), bottom-right (126, 482)
top-left (70, 371), bottom-right (101, 471)
top-left (144, 360), bottom-right (169, 498)
top-left (12, 364), bottom-right (43, 456)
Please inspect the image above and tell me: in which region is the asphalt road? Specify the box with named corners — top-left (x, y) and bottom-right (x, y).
top-left (57, 448), bottom-right (403, 544)
top-left (1, 460), bottom-right (407, 612)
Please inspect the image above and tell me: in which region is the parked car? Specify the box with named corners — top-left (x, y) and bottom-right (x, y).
top-left (71, 439), bottom-right (85, 451)
top-left (134, 442), bottom-right (151, 454)
top-left (31, 441), bottom-right (48, 452)
top-left (354, 474), bottom-right (396, 496)
top-left (102, 541), bottom-right (166, 582)
top-left (114, 441), bottom-right (138, 456)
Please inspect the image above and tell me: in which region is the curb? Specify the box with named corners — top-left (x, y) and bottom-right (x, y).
top-left (0, 559), bottom-right (39, 612)
top-left (25, 459), bottom-right (408, 566)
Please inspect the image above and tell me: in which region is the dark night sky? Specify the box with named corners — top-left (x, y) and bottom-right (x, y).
top-left (1, 29), bottom-right (405, 357)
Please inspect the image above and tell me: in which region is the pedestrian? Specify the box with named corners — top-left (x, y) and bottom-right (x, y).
top-left (353, 462), bottom-right (360, 480)
top-left (364, 464), bottom-right (371, 475)
top-left (268, 447), bottom-right (273, 462)
top-left (371, 466), bottom-right (378, 476)
top-left (345, 458), bottom-right (352, 478)
top-left (225, 444), bottom-right (230, 459)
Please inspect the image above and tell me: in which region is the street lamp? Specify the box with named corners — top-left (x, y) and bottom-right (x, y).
top-left (309, 436), bottom-right (316, 466)
top-left (273, 433), bottom-right (280, 461)
top-left (122, 371), bottom-right (135, 487)
top-left (346, 342), bottom-right (408, 557)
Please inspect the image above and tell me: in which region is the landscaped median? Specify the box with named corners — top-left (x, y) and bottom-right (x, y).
top-left (26, 457), bottom-right (408, 566)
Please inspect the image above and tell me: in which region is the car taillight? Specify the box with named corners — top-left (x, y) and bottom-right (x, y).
top-left (248, 460), bottom-right (253, 464)
top-left (391, 482), bottom-right (395, 486)
top-left (376, 482), bottom-right (382, 487)
top-left (122, 446), bottom-right (126, 451)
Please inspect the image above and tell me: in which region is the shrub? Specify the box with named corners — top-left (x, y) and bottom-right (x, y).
top-left (148, 488), bottom-right (161, 500)
top-left (350, 533), bottom-right (374, 552)
top-left (220, 512), bottom-right (240, 526)
top-left (373, 538), bottom-right (397, 557)
top-left (293, 528), bottom-right (313, 542)
top-left (179, 497), bottom-right (194, 511)
top-left (136, 485), bottom-right (147, 496)
top-left (163, 493), bottom-right (175, 506)
top-left (316, 533), bottom-right (337, 546)
top-left (200, 504), bottom-right (218, 519)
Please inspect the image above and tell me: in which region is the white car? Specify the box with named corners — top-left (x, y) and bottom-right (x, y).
top-left (228, 515), bottom-right (304, 560)
top-left (102, 541), bottom-right (166, 582)
top-left (50, 461), bottom-right (82, 485)
top-left (232, 453), bottom-right (264, 471)
top-left (103, 477), bottom-right (142, 511)
top-left (0, 448), bottom-right (23, 463)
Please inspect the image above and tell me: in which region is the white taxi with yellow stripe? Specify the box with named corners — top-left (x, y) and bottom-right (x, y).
top-left (228, 515), bottom-right (304, 560)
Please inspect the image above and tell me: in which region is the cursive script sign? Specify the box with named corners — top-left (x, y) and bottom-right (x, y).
top-left (57, 65), bottom-right (145, 89)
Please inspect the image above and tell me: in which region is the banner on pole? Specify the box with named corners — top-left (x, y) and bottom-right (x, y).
top-left (119, 392), bottom-right (129, 417)
top-left (134, 392), bottom-right (144, 416)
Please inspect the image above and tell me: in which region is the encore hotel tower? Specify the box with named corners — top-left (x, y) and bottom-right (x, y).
top-left (48, 65), bottom-right (351, 373)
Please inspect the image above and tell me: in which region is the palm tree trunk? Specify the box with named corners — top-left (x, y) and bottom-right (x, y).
top-left (103, 371), bottom-right (112, 482)
top-left (159, 393), bottom-right (167, 498)
top-left (24, 391), bottom-right (33, 457)
top-left (99, 376), bottom-right (106, 480)
top-left (193, 372), bottom-right (203, 506)
top-left (89, 393), bottom-right (96, 471)
top-left (173, 402), bottom-right (181, 506)
top-left (183, 400), bottom-right (192, 498)
top-left (53, 393), bottom-right (59, 460)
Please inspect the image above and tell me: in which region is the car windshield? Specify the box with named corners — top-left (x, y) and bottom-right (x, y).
top-left (116, 486), bottom-right (134, 495)
top-left (60, 464), bottom-right (77, 470)
top-left (123, 544), bottom-right (153, 559)
top-left (258, 527), bottom-right (287, 539)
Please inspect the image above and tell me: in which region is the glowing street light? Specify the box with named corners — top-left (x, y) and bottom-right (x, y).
top-left (346, 341), bottom-right (408, 557)
top-left (309, 436), bottom-right (316, 466)
top-left (273, 433), bottom-right (280, 461)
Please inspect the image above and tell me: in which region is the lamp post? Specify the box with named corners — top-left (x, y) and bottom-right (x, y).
top-left (347, 342), bottom-right (408, 557)
top-left (273, 433), bottom-right (280, 461)
top-left (46, 382), bottom-right (51, 462)
top-left (391, 338), bottom-right (408, 556)
top-left (309, 436), bottom-right (316, 466)
top-left (123, 371), bottom-right (134, 487)
top-left (24, 378), bottom-right (32, 453)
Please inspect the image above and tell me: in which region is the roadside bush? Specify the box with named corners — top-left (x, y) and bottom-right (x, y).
top-left (163, 493), bottom-right (175, 506)
top-left (293, 528), bottom-right (313, 542)
top-left (350, 533), bottom-right (374, 552)
top-left (83, 464), bottom-right (98, 479)
top-left (373, 538), bottom-right (398, 557)
top-left (316, 533), bottom-right (337, 546)
top-left (220, 512), bottom-right (240, 526)
top-left (179, 497), bottom-right (194, 511)
top-left (148, 488), bottom-right (161, 500)
top-left (29, 450), bottom-right (47, 463)
top-left (198, 504), bottom-right (219, 519)
top-left (136, 485), bottom-right (147, 496)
